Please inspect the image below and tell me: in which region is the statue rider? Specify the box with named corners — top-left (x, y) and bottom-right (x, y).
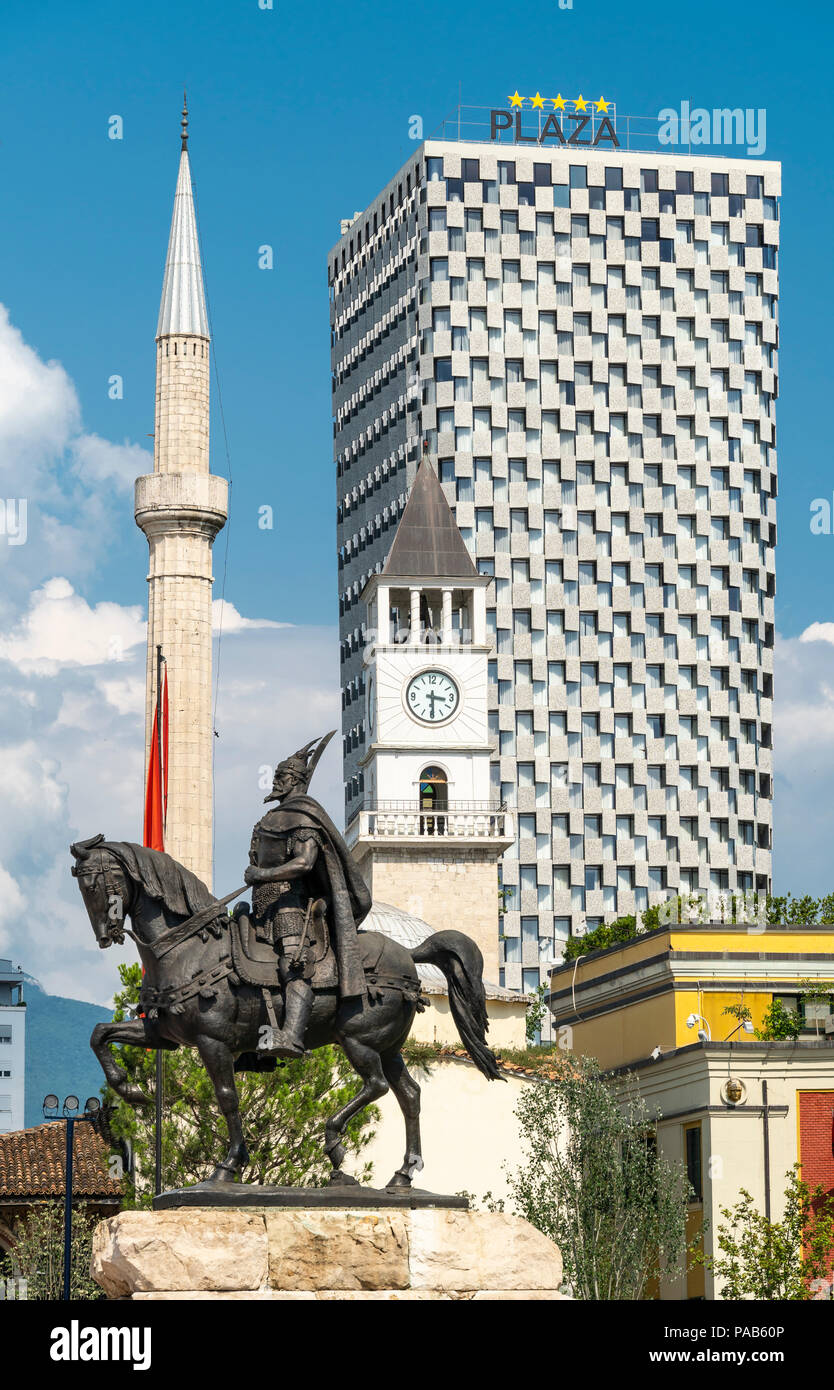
top-left (240, 730), bottom-right (371, 1058)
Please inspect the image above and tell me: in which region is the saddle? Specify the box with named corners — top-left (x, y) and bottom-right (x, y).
top-left (229, 911), bottom-right (426, 1006)
top-left (230, 900), bottom-right (338, 990)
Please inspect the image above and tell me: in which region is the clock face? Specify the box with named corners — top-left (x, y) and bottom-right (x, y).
top-left (405, 670), bottom-right (460, 724)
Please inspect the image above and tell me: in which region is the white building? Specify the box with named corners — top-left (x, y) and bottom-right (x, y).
top-left (0, 962), bottom-right (25, 1134)
top-left (330, 128), bottom-right (779, 1024)
top-left (348, 454), bottom-right (515, 983)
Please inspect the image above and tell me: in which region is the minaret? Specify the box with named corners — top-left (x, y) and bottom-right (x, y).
top-left (135, 99), bottom-right (228, 886)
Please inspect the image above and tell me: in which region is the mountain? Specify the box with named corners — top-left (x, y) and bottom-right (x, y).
top-left (23, 978), bottom-right (113, 1129)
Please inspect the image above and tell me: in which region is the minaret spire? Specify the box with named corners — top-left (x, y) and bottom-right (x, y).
top-left (134, 101), bottom-right (228, 886)
top-left (181, 90), bottom-right (189, 149)
top-left (157, 98), bottom-right (208, 342)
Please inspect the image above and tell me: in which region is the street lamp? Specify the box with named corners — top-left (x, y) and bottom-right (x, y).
top-left (42, 1094), bottom-right (101, 1301)
top-left (724, 1019), bottom-right (755, 1041)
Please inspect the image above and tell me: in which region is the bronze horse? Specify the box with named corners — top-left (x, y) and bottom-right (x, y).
top-left (71, 835), bottom-right (501, 1190)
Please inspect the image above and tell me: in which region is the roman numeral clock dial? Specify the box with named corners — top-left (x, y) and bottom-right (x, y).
top-left (405, 670), bottom-right (460, 724)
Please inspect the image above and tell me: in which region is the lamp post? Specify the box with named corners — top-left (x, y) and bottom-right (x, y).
top-left (42, 1094), bottom-right (101, 1301)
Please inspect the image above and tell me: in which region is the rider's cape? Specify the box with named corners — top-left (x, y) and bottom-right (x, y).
top-left (259, 793), bottom-right (371, 999)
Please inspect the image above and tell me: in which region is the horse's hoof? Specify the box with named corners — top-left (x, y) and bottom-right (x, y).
top-left (385, 1172), bottom-right (413, 1191)
top-left (328, 1170), bottom-right (359, 1187)
top-left (206, 1165), bottom-right (238, 1185)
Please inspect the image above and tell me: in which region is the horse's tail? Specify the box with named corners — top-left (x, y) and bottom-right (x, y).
top-left (409, 931), bottom-right (504, 1082)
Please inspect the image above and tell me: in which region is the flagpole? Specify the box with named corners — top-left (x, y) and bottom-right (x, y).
top-left (154, 645), bottom-right (164, 1198)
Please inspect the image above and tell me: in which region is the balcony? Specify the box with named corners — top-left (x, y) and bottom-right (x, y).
top-left (348, 801), bottom-right (515, 851)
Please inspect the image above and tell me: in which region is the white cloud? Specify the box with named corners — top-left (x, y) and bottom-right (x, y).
top-left (95, 674), bottom-right (146, 718)
top-left (212, 598), bottom-right (288, 633)
top-left (798, 622), bottom-right (834, 648)
top-left (0, 304), bottom-right (152, 621)
top-left (71, 433), bottom-right (151, 493)
top-left (0, 309), bottom-right (343, 1004)
top-left (0, 577), bottom-right (145, 674)
top-left (0, 306), bottom-right (79, 473)
top-left (0, 862), bottom-right (26, 953)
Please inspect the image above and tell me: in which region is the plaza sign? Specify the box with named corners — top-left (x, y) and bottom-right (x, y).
top-left (491, 92), bottom-right (619, 148)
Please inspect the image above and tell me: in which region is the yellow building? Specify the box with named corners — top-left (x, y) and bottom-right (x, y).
top-left (548, 922), bottom-right (834, 1300)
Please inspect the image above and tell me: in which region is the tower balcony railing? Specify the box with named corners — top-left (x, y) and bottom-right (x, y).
top-left (351, 801), bottom-right (515, 845)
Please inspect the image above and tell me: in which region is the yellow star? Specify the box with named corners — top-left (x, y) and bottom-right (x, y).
top-left (594, 96), bottom-right (610, 113)
top-left (574, 95), bottom-right (588, 112)
top-left (531, 91), bottom-right (545, 109)
top-left (552, 93), bottom-right (566, 111)
top-left (508, 90), bottom-right (524, 108)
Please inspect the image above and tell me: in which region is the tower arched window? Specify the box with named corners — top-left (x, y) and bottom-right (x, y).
top-left (419, 766), bottom-right (448, 810)
top-left (419, 766), bottom-right (448, 836)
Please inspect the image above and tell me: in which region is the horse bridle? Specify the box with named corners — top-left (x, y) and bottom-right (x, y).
top-left (74, 848), bottom-right (133, 945)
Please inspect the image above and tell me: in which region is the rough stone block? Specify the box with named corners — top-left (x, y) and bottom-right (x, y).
top-left (91, 1210), bottom-right (268, 1298)
top-left (91, 1206), bottom-right (567, 1301)
top-left (407, 1209), bottom-right (563, 1291)
top-left (265, 1209), bottom-right (410, 1291)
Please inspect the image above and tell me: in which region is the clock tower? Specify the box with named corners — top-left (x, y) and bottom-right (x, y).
top-left (346, 455), bottom-right (514, 979)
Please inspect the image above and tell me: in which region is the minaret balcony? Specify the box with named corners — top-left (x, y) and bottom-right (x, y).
top-left (346, 801), bottom-right (515, 852)
top-left (135, 471), bottom-right (228, 539)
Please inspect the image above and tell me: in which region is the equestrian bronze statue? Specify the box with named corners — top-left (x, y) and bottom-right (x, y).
top-left (72, 731), bottom-right (502, 1192)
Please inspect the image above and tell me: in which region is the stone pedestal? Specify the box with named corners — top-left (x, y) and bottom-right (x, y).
top-left (91, 1207), bottom-right (567, 1301)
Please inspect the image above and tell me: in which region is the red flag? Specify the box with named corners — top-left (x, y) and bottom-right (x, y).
top-left (143, 666), bottom-right (168, 851)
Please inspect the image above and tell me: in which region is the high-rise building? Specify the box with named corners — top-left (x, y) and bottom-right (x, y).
top-left (329, 133), bottom-right (779, 1011)
top-left (135, 104), bottom-right (228, 886)
top-left (0, 960), bottom-right (25, 1133)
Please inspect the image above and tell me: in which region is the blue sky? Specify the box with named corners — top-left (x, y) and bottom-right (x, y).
top-left (1, 0), bottom-right (834, 999)
top-left (2, 0), bottom-right (832, 627)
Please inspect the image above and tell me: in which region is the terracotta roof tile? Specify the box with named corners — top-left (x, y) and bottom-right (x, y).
top-left (0, 1121), bottom-right (123, 1200)
top-left (433, 1045), bottom-right (578, 1081)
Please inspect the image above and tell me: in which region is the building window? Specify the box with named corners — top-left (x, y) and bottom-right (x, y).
top-left (685, 1125), bottom-right (703, 1202)
top-left (419, 766), bottom-right (448, 811)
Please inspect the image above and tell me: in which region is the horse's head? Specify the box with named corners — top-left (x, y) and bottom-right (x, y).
top-left (70, 835), bottom-right (131, 948)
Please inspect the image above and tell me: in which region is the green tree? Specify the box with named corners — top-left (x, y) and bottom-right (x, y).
top-left (754, 998), bottom-right (803, 1041)
top-left (525, 983), bottom-right (549, 1044)
top-left (10, 1203), bottom-right (103, 1300)
top-left (507, 1053), bottom-right (691, 1299)
top-left (106, 964), bottom-right (377, 1203)
top-left (698, 1167), bottom-right (834, 1299)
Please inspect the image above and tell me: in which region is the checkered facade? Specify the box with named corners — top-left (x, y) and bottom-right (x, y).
top-left (329, 139), bottom-right (779, 1006)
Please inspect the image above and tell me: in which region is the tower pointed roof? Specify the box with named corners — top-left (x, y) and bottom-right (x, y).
top-left (156, 100), bottom-right (209, 339)
top-left (383, 454), bottom-right (478, 580)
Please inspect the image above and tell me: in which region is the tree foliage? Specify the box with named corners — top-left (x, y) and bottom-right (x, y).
top-left (697, 1167), bottom-right (834, 1299)
top-left (507, 1053), bottom-right (691, 1300)
top-left (524, 982), bottom-right (549, 1044)
top-left (10, 1203), bottom-right (103, 1301)
top-left (106, 963), bottom-right (377, 1203)
top-left (754, 998), bottom-right (804, 1042)
top-left (563, 892), bottom-right (834, 962)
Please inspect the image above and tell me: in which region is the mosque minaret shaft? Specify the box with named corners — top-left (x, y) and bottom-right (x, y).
top-left (134, 101), bottom-right (228, 886)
